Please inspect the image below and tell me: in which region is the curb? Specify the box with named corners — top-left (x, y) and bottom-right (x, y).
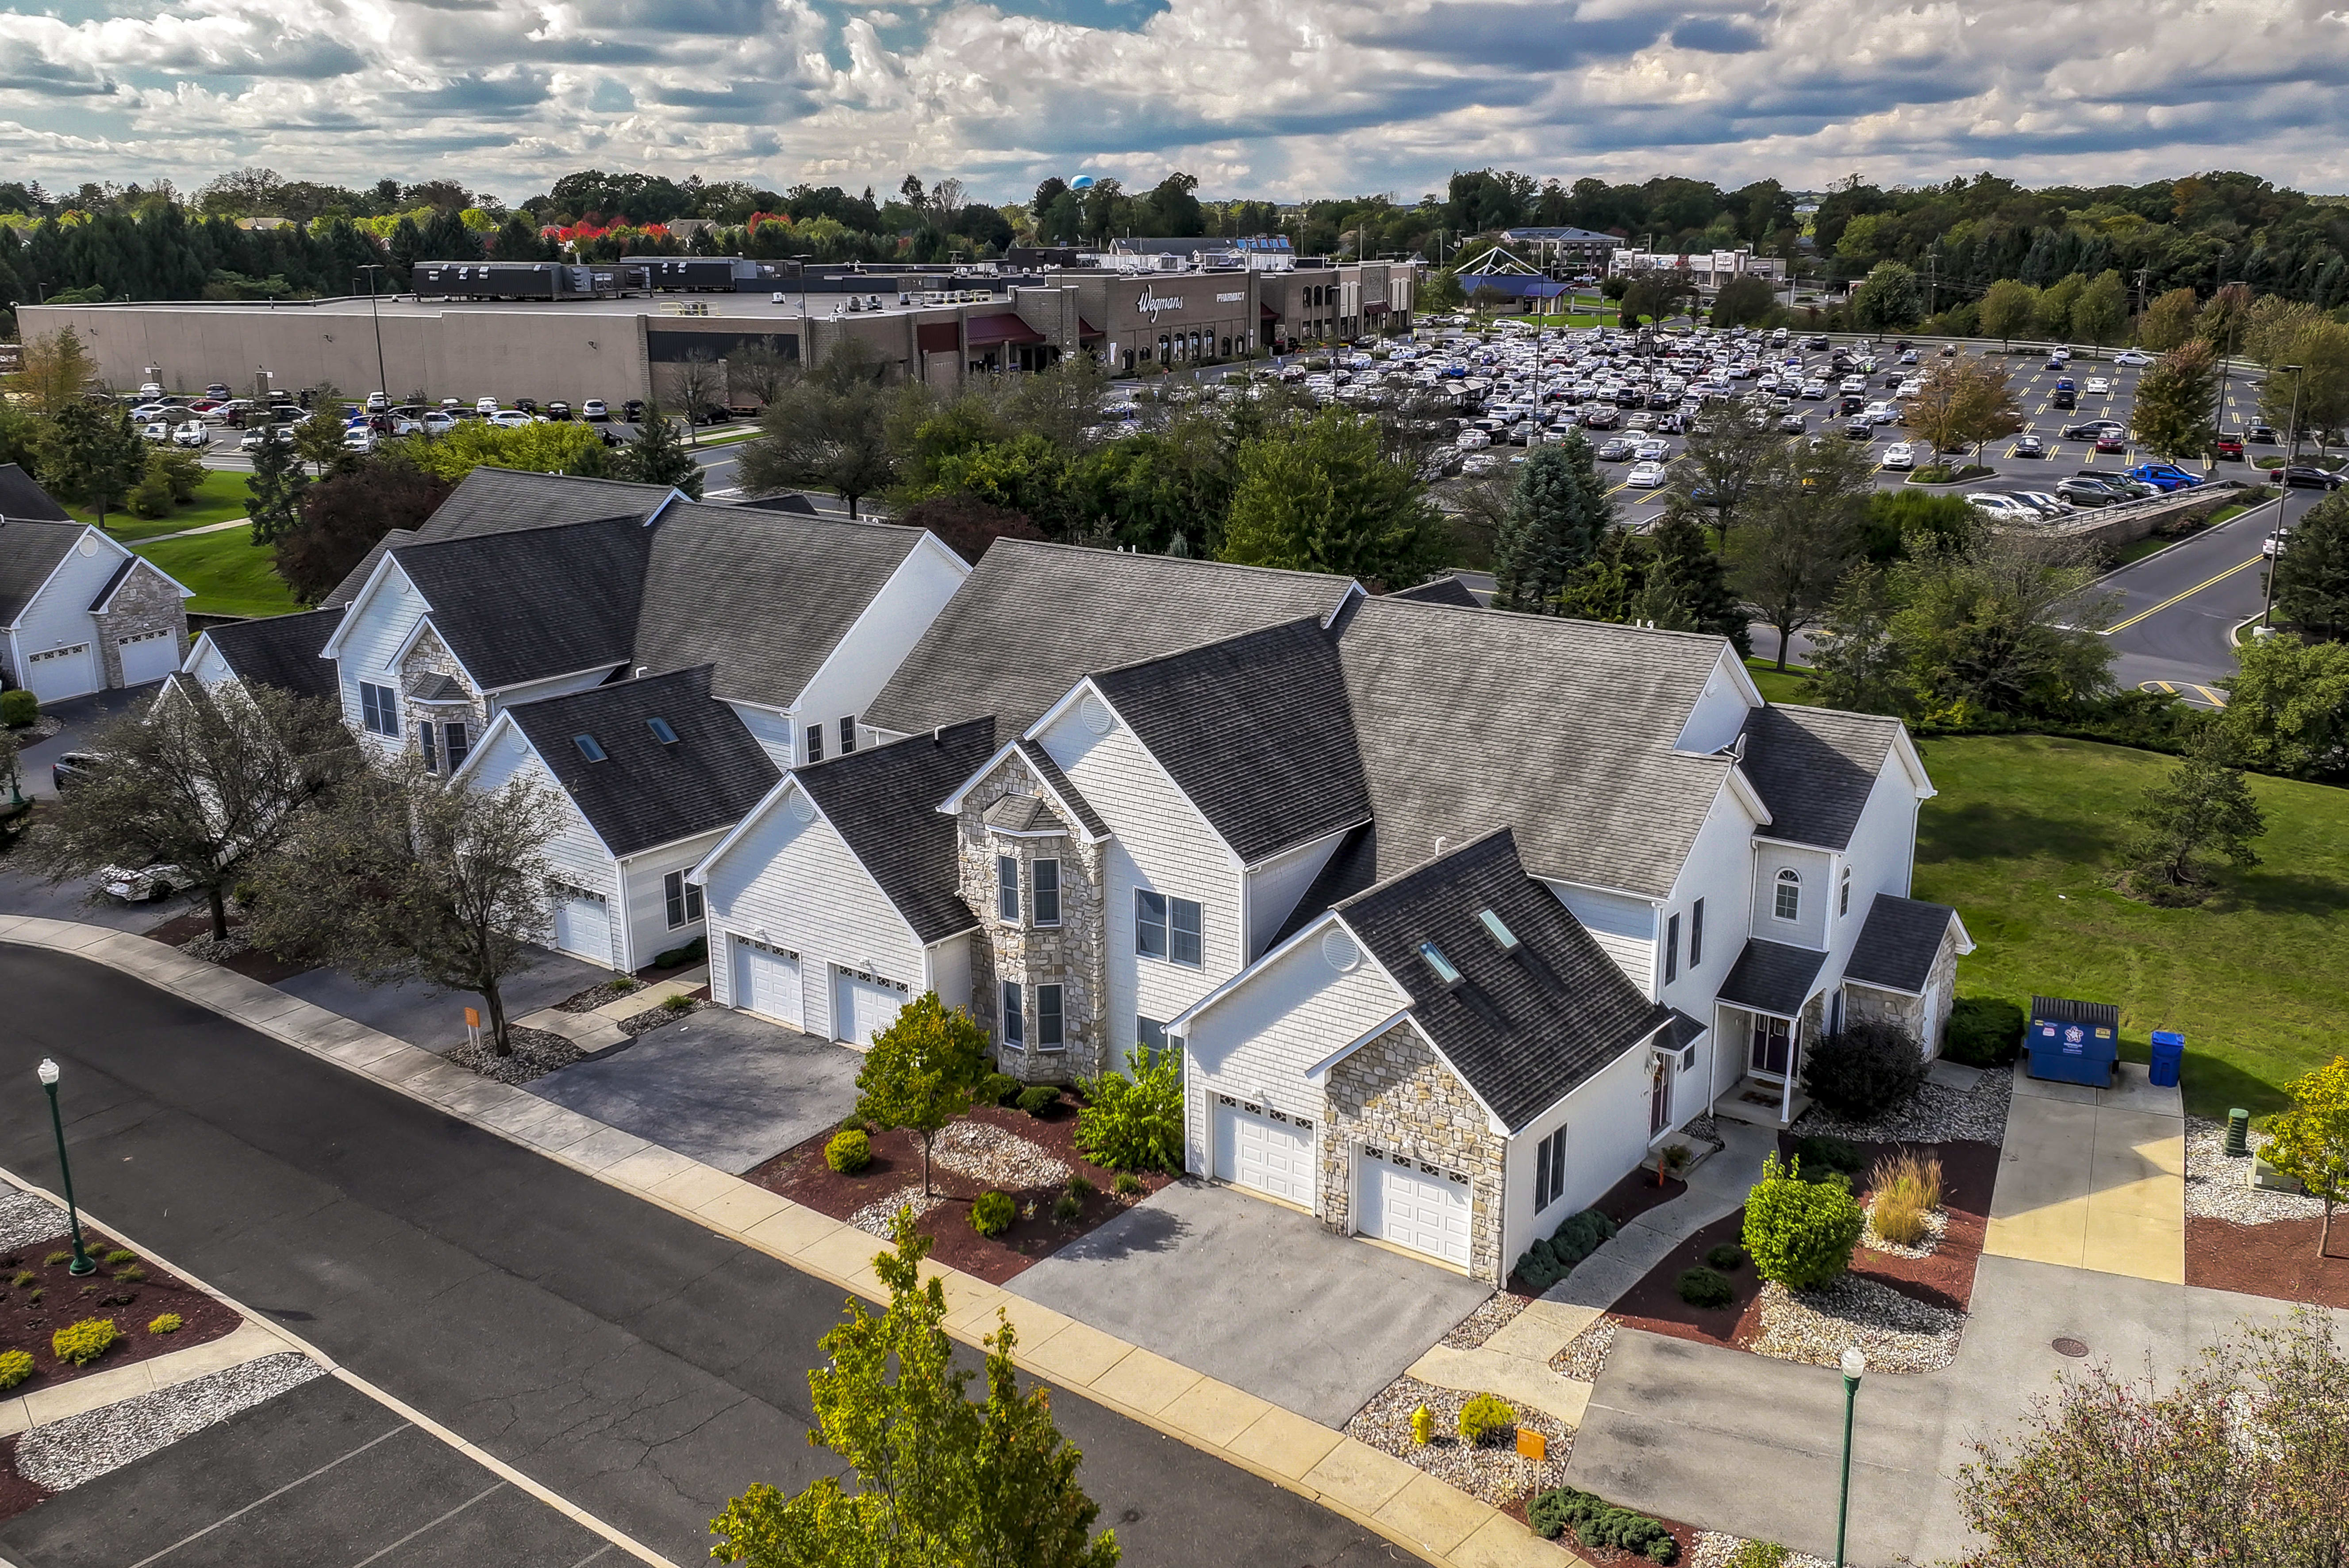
top-left (0, 917), bottom-right (1587, 1568)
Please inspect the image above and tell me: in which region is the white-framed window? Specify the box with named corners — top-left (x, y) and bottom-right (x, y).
top-left (1533, 1126), bottom-right (1568, 1212)
top-left (444, 721), bottom-right (469, 772)
top-left (1002, 981), bottom-right (1025, 1047)
top-left (1774, 869), bottom-right (1801, 922)
top-left (419, 718), bottom-right (438, 772)
top-left (1038, 984), bottom-right (1064, 1050)
top-left (996, 855), bottom-right (1020, 921)
top-left (358, 681), bottom-right (399, 737)
top-left (1135, 890), bottom-right (1202, 968)
top-left (1690, 897), bottom-right (1705, 967)
top-left (663, 871), bottom-right (704, 929)
top-left (1839, 867), bottom-right (1852, 917)
top-left (839, 715), bottom-right (857, 755)
top-left (807, 723), bottom-right (823, 764)
top-left (1033, 859), bottom-right (1060, 926)
top-left (1135, 1015), bottom-right (1169, 1069)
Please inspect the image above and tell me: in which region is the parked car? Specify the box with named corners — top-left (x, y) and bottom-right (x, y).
top-left (2062, 419), bottom-right (2127, 441)
top-left (139, 421), bottom-right (171, 443)
top-left (474, 396), bottom-right (499, 416)
top-left (50, 751), bottom-right (103, 793)
top-left (100, 862), bottom-right (196, 903)
top-left (2095, 432), bottom-right (2130, 454)
top-left (1596, 437), bottom-right (1635, 461)
top-left (1843, 416), bottom-right (1874, 439)
top-left (2214, 434), bottom-right (2245, 460)
top-left (488, 410), bottom-right (534, 429)
top-left (622, 400), bottom-right (646, 422)
top-left (204, 383), bottom-right (231, 399)
top-left (422, 411), bottom-right (458, 436)
top-left (581, 399), bottom-right (610, 421)
top-left (2014, 434), bottom-right (2046, 458)
top-left (543, 401), bottom-right (573, 421)
top-left (2012, 491), bottom-right (2073, 517)
top-left (2084, 377), bottom-right (2111, 396)
top-left (342, 426), bottom-right (377, 454)
top-left (172, 420), bottom-right (209, 448)
top-left (1777, 412), bottom-right (1807, 433)
top-left (2113, 350), bottom-right (2153, 366)
top-left (2125, 461), bottom-right (2204, 491)
top-left (2050, 389), bottom-right (2077, 410)
top-left (1632, 438), bottom-right (1669, 461)
top-left (2247, 424), bottom-right (2280, 444)
top-left (365, 392), bottom-right (389, 413)
top-left (1964, 492), bottom-right (2039, 521)
top-left (1625, 460), bottom-right (1666, 488)
top-left (2056, 476), bottom-right (2126, 507)
top-left (2277, 465), bottom-right (2346, 490)
top-left (1881, 442), bottom-right (1916, 469)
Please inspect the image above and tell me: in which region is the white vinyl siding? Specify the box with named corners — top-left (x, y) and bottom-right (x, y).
top-left (924, 934), bottom-right (973, 1018)
top-left (462, 724), bottom-right (623, 969)
top-left (333, 560), bottom-right (426, 754)
top-left (1752, 843), bottom-right (1834, 951)
top-left (791, 538), bottom-right (969, 744)
top-left (1243, 827), bottom-right (1350, 961)
top-left (184, 637), bottom-right (238, 687)
top-left (12, 530), bottom-right (127, 702)
top-left (481, 665), bottom-right (620, 722)
top-left (1498, 1040), bottom-right (1662, 1273)
top-left (1545, 880), bottom-right (1658, 994)
top-left (726, 703), bottom-right (797, 770)
top-left (619, 831), bottom-right (724, 970)
top-left (1661, 778), bottom-right (1764, 1105)
top-left (1673, 647), bottom-right (1760, 755)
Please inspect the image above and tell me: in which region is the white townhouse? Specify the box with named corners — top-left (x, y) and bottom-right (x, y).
top-left (0, 463), bottom-right (192, 703)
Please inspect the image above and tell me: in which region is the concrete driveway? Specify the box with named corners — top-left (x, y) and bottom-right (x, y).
top-left (523, 1005), bottom-right (864, 1174)
top-left (1008, 1179), bottom-right (1492, 1427)
top-left (276, 945), bottom-right (608, 1053)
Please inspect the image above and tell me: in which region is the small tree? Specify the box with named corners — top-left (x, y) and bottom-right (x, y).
top-left (244, 423), bottom-right (310, 545)
top-left (2133, 340), bottom-right (2219, 461)
top-left (1809, 565), bottom-right (1907, 715)
top-left (2136, 286), bottom-right (2202, 352)
top-left (1075, 1051), bottom-right (1184, 1173)
top-left (2272, 490), bottom-right (2349, 643)
top-left (248, 756), bottom-right (560, 1052)
top-left (709, 1211), bottom-right (1120, 1568)
top-left (2072, 271), bottom-right (2130, 359)
top-left (729, 338), bottom-right (793, 408)
top-left (1848, 261), bottom-right (1922, 333)
top-left (738, 338), bottom-right (900, 517)
top-left (1977, 279), bottom-right (2039, 351)
top-left (614, 404), bottom-right (705, 498)
top-left (2262, 1059), bottom-right (2349, 1257)
top-left (855, 992), bottom-right (988, 1197)
top-left (1742, 1153), bottom-right (1865, 1289)
top-left (43, 401), bottom-right (149, 533)
top-left (1732, 436), bottom-right (1870, 669)
top-left (895, 493), bottom-right (1045, 564)
top-left (1677, 398), bottom-right (1779, 551)
top-left (290, 384), bottom-right (350, 475)
top-left (2125, 725), bottom-right (2267, 896)
top-left (2217, 632), bottom-right (2349, 779)
top-left (275, 453), bottom-right (454, 603)
top-left (25, 684), bottom-right (355, 939)
top-left (1220, 407), bottom-right (1451, 589)
top-left (665, 352), bottom-right (723, 440)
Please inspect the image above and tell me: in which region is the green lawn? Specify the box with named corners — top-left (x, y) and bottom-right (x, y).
top-left (1913, 734), bottom-right (2349, 1120)
top-left (1743, 656), bottom-right (1818, 706)
top-left (78, 469), bottom-right (251, 543)
top-left (132, 525), bottom-right (302, 618)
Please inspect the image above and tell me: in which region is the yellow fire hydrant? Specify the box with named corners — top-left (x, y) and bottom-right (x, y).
top-left (1411, 1404), bottom-right (1433, 1445)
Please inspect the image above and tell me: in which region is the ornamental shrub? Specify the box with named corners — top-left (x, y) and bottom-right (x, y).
top-left (1051, 1190), bottom-right (1084, 1224)
top-left (1675, 1266), bottom-right (1734, 1308)
top-left (970, 1191), bottom-right (1016, 1237)
top-left (1801, 1019), bottom-right (1930, 1118)
top-left (980, 1072), bottom-right (1020, 1107)
top-left (1705, 1243), bottom-right (1745, 1271)
top-left (148, 1313), bottom-right (183, 1334)
top-left (1511, 1208), bottom-right (1620, 1292)
top-left (102, 1249), bottom-right (135, 1266)
top-left (0, 690), bottom-right (37, 728)
top-left (1725, 1543), bottom-right (1790, 1568)
top-left (1944, 996), bottom-right (2026, 1068)
top-left (1793, 1134), bottom-right (1865, 1175)
top-left (1527, 1487), bottom-right (1679, 1562)
top-left (52, 1317), bottom-right (119, 1367)
top-left (1111, 1172), bottom-right (1143, 1198)
top-left (1743, 1153), bottom-right (1866, 1289)
top-left (824, 1129), bottom-right (872, 1174)
top-left (1457, 1392), bottom-right (1516, 1445)
top-left (1074, 1053), bottom-right (1184, 1172)
top-left (0, 1351), bottom-right (30, 1389)
top-left (1017, 1086), bottom-right (1059, 1117)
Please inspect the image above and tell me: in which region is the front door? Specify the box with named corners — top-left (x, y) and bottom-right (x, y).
top-left (1649, 1054), bottom-right (1672, 1138)
top-left (1751, 1015), bottom-right (1793, 1076)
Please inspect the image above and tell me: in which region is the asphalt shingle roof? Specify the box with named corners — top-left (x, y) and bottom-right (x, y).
top-left (323, 529), bottom-right (418, 609)
top-left (1336, 598), bottom-right (1731, 898)
top-left (0, 522), bottom-right (83, 629)
top-left (1090, 618), bottom-right (1372, 865)
top-left (1717, 939), bottom-right (1828, 1018)
top-left (1014, 742), bottom-right (1109, 840)
top-left (393, 515), bottom-right (651, 690)
top-left (414, 467), bottom-right (677, 542)
top-left (1843, 895), bottom-right (1961, 995)
top-left (631, 503), bottom-right (926, 709)
top-left (1739, 705), bottom-right (1902, 850)
top-left (1334, 828), bottom-right (1675, 1133)
top-left (1389, 576), bottom-right (1484, 610)
top-left (864, 539), bottom-right (1358, 736)
top-left (201, 606), bottom-right (344, 700)
top-left (504, 665), bottom-right (780, 857)
top-left (796, 718), bottom-right (999, 943)
top-left (0, 465), bottom-right (72, 523)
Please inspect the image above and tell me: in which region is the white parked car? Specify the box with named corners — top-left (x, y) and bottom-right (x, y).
top-left (138, 381), bottom-right (165, 400)
top-left (1964, 492), bottom-right (2039, 521)
top-left (1626, 460), bottom-right (1666, 488)
top-left (474, 396), bottom-right (500, 416)
top-left (1881, 442), bottom-right (1917, 469)
top-left (342, 426), bottom-right (377, 453)
top-left (1632, 438), bottom-right (1669, 461)
top-left (2114, 350), bottom-right (2153, 367)
top-left (422, 411), bottom-right (458, 436)
top-left (581, 399), bottom-right (610, 420)
top-left (101, 862), bottom-right (196, 903)
top-left (2084, 377), bottom-right (2111, 395)
top-left (171, 420), bottom-right (208, 448)
top-left (140, 421), bottom-right (171, 443)
top-left (488, 410), bottom-right (534, 429)
top-left (365, 392), bottom-right (389, 412)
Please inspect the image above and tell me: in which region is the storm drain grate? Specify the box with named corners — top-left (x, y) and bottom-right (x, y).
top-left (2052, 1337), bottom-right (2090, 1358)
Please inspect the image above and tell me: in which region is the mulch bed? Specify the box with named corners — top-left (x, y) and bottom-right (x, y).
top-left (0, 1233), bottom-right (240, 1398)
top-left (1505, 1163), bottom-right (1691, 1297)
top-left (140, 911), bottom-right (311, 985)
top-left (1607, 1138), bottom-right (1997, 1356)
top-left (0, 1436), bottom-right (52, 1521)
top-left (2188, 1216), bottom-right (2349, 1309)
top-left (747, 1094), bottom-right (1178, 1286)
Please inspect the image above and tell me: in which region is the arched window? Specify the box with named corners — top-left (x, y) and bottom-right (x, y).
top-left (1774, 868), bottom-right (1801, 922)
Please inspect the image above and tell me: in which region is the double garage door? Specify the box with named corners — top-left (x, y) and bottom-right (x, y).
top-left (1212, 1095), bottom-right (1316, 1208)
top-left (1355, 1147), bottom-right (1472, 1271)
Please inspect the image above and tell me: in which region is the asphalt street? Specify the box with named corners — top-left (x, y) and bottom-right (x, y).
top-left (0, 946), bottom-right (1415, 1568)
top-left (2088, 491), bottom-right (2288, 703)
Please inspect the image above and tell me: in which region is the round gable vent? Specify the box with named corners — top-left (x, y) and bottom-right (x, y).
top-left (788, 790), bottom-right (817, 823)
top-left (1322, 930), bottom-right (1361, 972)
top-left (77, 534), bottom-right (98, 557)
top-left (1079, 694), bottom-right (1113, 735)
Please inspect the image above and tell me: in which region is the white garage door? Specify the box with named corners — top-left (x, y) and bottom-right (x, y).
top-left (22, 642), bottom-right (97, 704)
top-left (116, 629), bottom-right (178, 687)
top-left (1211, 1095), bottom-right (1316, 1207)
top-left (550, 886), bottom-right (611, 965)
top-left (1356, 1148), bottom-right (1472, 1269)
top-left (731, 938), bottom-right (802, 1028)
top-left (833, 968), bottom-right (908, 1046)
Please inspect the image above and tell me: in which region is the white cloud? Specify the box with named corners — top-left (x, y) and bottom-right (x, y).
top-left (5, 0), bottom-right (2349, 199)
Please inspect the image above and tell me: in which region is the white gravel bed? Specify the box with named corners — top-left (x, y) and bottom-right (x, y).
top-left (848, 1185), bottom-right (949, 1237)
top-left (15, 1351), bottom-right (325, 1492)
top-left (1749, 1277), bottom-right (1963, 1374)
top-left (1689, 1532), bottom-right (1833, 1568)
top-left (448, 1026), bottom-right (585, 1085)
top-left (1797, 1069), bottom-right (2011, 1146)
top-left (931, 1122), bottom-right (1070, 1192)
top-left (1861, 1201), bottom-right (1949, 1260)
top-left (1550, 1317), bottom-right (1617, 1383)
top-left (1343, 1374), bottom-right (1574, 1507)
top-left (0, 1190), bottom-right (69, 1255)
top-left (1439, 1292), bottom-right (1525, 1350)
top-left (2185, 1116), bottom-right (2327, 1225)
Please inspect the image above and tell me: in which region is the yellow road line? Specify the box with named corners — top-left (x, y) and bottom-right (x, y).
top-left (2105, 555), bottom-right (2265, 633)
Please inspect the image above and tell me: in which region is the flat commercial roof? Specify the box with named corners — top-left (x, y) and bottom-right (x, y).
top-left (39, 291), bottom-right (1013, 324)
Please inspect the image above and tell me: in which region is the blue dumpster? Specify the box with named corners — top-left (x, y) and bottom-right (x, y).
top-left (2028, 996), bottom-right (2120, 1087)
top-left (2149, 1030), bottom-right (2184, 1089)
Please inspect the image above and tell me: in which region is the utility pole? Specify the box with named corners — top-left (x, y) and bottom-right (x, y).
top-left (2265, 363), bottom-right (2305, 629)
top-left (356, 262), bottom-right (389, 403)
top-left (2214, 278), bottom-right (2244, 458)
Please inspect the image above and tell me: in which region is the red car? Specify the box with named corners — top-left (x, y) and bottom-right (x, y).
top-left (2095, 432), bottom-right (2128, 454)
top-left (2214, 434), bottom-right (2245, 460)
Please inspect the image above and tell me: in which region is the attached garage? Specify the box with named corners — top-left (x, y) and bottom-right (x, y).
top-left (115, 629), bottom-right (179, 687)
top-left (22, 642), bottom-right (97, 703)
top-left (732, 938), bottom-right (803, 1028)
top-left (832, 967), bottom-right (908, 1047)
top-left (550, 885), bottom-right (613, 966)
top-left (1354, 1147), bottom-right (1472, 1270)
top-left (1211, 1094), bottom-right (1316, 1208)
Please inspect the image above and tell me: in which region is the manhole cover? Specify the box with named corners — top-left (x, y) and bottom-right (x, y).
top-left (2052, 1337), bottom-right (2089, 1358)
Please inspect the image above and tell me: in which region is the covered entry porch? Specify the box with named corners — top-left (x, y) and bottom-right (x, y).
top-left (1708, 938), bottom-right (1829, 1129)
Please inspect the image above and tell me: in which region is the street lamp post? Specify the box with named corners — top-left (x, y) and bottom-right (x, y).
top-left (2264, 363), bottom-right (2306, 629)
top-left (35, 1061), bottom-right (94, 1276)
top-left (1835, 1347), bottom-right (1867, 1568)
top-left (356, 262), bottom-right (390, 403)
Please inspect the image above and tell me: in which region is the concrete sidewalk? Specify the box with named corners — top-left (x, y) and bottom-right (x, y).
top-left (1984, 1061), bottom-right (2185, 1283)
top-left (0, 913), bottom-right (1577, 1568)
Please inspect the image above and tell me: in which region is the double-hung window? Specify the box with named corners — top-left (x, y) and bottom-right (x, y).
top-left (1033, 860), bottom-right (1060, 926)
top-left (1135, 890), bottom-right (1203, 968)
top-left (839, 716), bottom-right (857, 755)
top-left (1774, 869), bottom-right (1801, 921)
top-left (1002, 981), bottom-right (1025, 1048)
top-left (419, 718), bottom-right (438, 772)
top-left (1533, 1126), bottom-right (1568, 1212)
top-left (358, 681), bottom-right (399, 737)
top-left (663, 871), bottom-right (704, 929)
top-left (807, 724), bottom-right (823, 764)
top-left (1839, 868), bottom-right (1853, 917)
top-left (997, 855), bottom-right (1020, 921)
top-left (1037, 985), bottom-right (1064, 1050)
top-left (443, 722), bottom-right (469, 772)
top-left (1135, 1016), bottom-right (1169, 1070)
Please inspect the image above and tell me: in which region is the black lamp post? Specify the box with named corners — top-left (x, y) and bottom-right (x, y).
top-left (36, 1059), bottom-right (94, 1276)
top-left (1834, 1347), bottom-right (1866, 1568)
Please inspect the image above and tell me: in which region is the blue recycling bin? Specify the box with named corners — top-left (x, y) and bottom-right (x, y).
top-left (2149, 1030), bottom-right (2184, 1089)
top-left (2028, 995), bottom-right (2120, 1087)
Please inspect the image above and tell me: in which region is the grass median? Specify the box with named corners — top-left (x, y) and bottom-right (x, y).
top-left (76, 469), bottom-right (250, 543)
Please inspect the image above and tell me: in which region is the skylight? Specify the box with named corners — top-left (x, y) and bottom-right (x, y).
top-left (646, 717), bottom-right (678, 745)
top-left (1419, 941), bottom-right (1462, 986)
top-left (574, 734), bottom-right (607, 762)
top-left (1477, 909), bottom-right (1519, 951)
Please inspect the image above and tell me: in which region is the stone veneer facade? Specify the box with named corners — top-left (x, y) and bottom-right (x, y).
top-left (1844, 920), bottom-right (1962, 1057)
top-left (1318, 1022), bottom-right (1507, 1284)
top-left (91, 561), bottom-right (188, 690)
top-left (952, 750), bottom-right (1109, 1085)
top-left (398, 626), bottom-right (485, 767)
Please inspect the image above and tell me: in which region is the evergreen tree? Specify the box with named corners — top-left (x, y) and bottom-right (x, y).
top-left (2126, 726), bottom-right (2268, 897)
top-left (2272, 491), bottom-right (2349, 642)
top-left (42, 401), bottom-right (147, 532)
top-left (245, 425), bottom-right (309, 545)
top-left (1644, 507), bottom-right (1750, 653)
top-left (614, 405), bottom-right (704, 497)
top-left (1808, 565), bottom-right (1909, 715)
top-left (1492, 437), bottom-right (1607, 611)
top-left (1557, 528), bottom-right (1648, 623)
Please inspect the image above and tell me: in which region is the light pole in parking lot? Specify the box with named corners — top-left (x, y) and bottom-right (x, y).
top-left (2212, 278), bottom-right (2246, 454)
top-left (355, 264), bottom-right (390, 402)
top-left (2264, 363), bottom-right (2304, 630)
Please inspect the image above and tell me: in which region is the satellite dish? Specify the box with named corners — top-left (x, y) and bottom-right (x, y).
top-left (1070, 175), bottom-right (1096, 191)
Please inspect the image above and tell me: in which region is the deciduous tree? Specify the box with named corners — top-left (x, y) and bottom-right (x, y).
top-left (1220, 407), bottom-right (1451, 588)
top-left (1848, 261), bottom-right (1922, 332)
top-left (7, 327), bottom-right (98, 419)
top-left (2133, 340), bottom-right (2220, 460)
top-left (895, 494), bottom-right (1044, 564)
top-left (738, 339), bottom-right (899, 517)
top-left (2218, 633), bottom-right (2349, 779)
top-left (854, 992), bottom-right (988, 1197)
top-left (1977, 279), bottom-right (2038, 350)
top-left (1731, 436), bottom-right (1872, 669)
top-left (2072, 271), bottom-right (2130, 357)
top-left (1808, 565), bottom-right (1907, 714)
top-left (2136, 286), bottom-right (2202, 352)
top-left (275, 453), bottom-right (452, 603)
top-left (1676, 399), bottom-right (1780, 550)
top-left (2266, 1058), bottom-right (2349, 1257)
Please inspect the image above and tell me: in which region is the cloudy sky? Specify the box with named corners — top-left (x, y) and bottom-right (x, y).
top-left (4, 0), bottom-right (2347, 204)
